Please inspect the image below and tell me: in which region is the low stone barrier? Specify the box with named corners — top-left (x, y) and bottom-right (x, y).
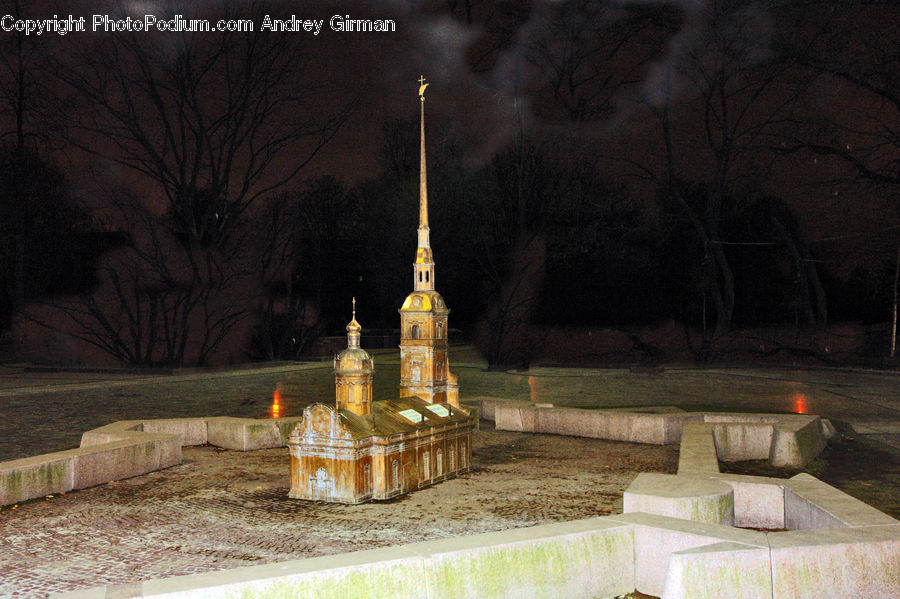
top-left (493, 403), bottom-right (697, 445)
top-left (677, 422), bottom-right (721, 474)
top-left (708, 472), bottom-right (786, 529)
top-left (622, 472), bottom-right (900, 598)
top-left (620, 423), bottom-right (900, 599)
top-left (0, 416), bottom-right (302, 507)
top-left (0, 431), bottom-right (181, 506)
top-left (58, 518), bottom-right (636, 599)
top-left (0, 453), bottom-right (73, 507)
top-left (488, 400), bottom-right (833, 469)
top-left (768, 524), bottom-right (900, 599)
top-left (618, 512), bottom-right (770, 598)
top-left (783, 472), bottom-right (899, 530)
top-left (623, 473), bottom-right (734, 525)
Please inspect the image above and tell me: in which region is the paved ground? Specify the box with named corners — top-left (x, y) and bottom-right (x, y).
top-left (0, 430), bottom-right (675, 598)
top-left (1, 347), bottom-right (899, 597)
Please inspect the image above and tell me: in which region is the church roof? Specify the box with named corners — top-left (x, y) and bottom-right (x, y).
top-left (338, 395), bottom-right (470, 439)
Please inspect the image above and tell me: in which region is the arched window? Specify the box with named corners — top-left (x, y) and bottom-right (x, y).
top-left (425, 271), bottom-right (429, 282)
top-left (437, 322), bottom-right (443, 338)
top-left (418, 271), bottom-right (423, 282)
top-left (411, 324), bottom-right (419, 339)
top-left (449, 445), bottom-right (456, 471)
top-left (436, 448), bottom-right (444, 476)
top-left (423, 451), bottom-right (430, 479)
top-left (363, 464), bottom-right (371, 495)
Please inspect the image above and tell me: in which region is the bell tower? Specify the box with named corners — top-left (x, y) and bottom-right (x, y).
top-left (398, 77), bottom-right (459, 407)
top-left (334, 298), bottom-right (374, 416)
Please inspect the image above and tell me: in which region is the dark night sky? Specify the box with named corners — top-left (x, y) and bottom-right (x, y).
top-left (3, 0), bottom-right (899, 365)
top-left (8, 0), bottom-right (897, 257)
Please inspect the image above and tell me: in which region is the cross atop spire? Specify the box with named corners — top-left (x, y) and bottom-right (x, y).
top-left (346, 296), bottom-right (362, 347)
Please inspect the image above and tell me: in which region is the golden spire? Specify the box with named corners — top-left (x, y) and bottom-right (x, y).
top-left (418, 75), bottom-right (429, 231)
top-left (413, 76), bottom-right (436, 292)
top-left (346, 297), bottom-right (362, 347)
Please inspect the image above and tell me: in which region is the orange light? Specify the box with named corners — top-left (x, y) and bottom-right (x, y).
top-left (528, 376), bottom-right (537, 402)
top-left (793, 393), bottom-right (807, 414)
top-left (271, 390), bottom-right (282, 419)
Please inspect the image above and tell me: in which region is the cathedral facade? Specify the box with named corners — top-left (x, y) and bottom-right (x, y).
top-left (287, 78), bottom-right (474, 504)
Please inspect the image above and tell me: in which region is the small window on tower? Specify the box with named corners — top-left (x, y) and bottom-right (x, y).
top-left (419, 271), bottom-right (423, 282)
top-left (411, 324), bottom-right (419, 339)
top-left (425, 271), bottom-right (429, 282)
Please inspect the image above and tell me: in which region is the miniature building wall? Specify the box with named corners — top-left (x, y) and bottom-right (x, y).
top-left (399, 298), bottom-right (452, 405)
top-left (287, 400), bottom-right (473, 504)
top-left (335, 371), bottom-right (373, 416)
top-left (369, 425), bottom-right (471, 502)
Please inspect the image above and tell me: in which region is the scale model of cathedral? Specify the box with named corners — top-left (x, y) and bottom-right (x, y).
top-left (286, 78), bottom-right (475, 504)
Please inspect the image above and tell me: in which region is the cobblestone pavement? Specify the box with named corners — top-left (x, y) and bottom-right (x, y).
top-left (0, 429), bottom-right (677, 598)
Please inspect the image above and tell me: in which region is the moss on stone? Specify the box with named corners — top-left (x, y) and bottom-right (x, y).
top-left (689, 493), bottom-right (733, 524)
top-left (222, 561), bottom-right (423, 599)
top-left (425, 530), bottom-right (633, 598)
top-left (1, 460), bottom-right (70, 505)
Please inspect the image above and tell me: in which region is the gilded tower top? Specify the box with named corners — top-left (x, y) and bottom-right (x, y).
top-left (418, 75), bottom-right (429, 231)
top-left (335, 297), bottom-right (372, 375)
top-left (346, 297), bottom-right (362, 347)
top-left (413, 76), bottom-right (436, 292)
top-left (334, 298), bottom-right (373, 417)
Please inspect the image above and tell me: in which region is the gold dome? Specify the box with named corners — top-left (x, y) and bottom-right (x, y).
top-left (334, 347), bottom-right (373, 374)
top-left (399, 290), bottom-right (449, 313)
top-left (335, 297), bottom-right (372, 373)
top-left (346, 315), bottom-right (361, 335)
top-left (346, 297), bottom-right (362, 335)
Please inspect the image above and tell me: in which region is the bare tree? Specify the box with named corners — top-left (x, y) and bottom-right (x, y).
top-left (24, 190), bottom-right (257, 366)
top-left (250, 177), bottom-right (361, 360)
top-left (626, 1), bottom-right (800, 360)
top-left (472, 123), bottom-right (565, 366)
top-left (26, 0), bottom-right (351, 365)
top-left (791, 18), bottom-right (900, 193)
top-left (784, 11), bottom-right (900, 355)
top-left (526, 0), bottom-right (673, 122)
top-left (0, 0), bottom-right (57, 320)
top-left (51, 0), bottom-right (350, 250)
